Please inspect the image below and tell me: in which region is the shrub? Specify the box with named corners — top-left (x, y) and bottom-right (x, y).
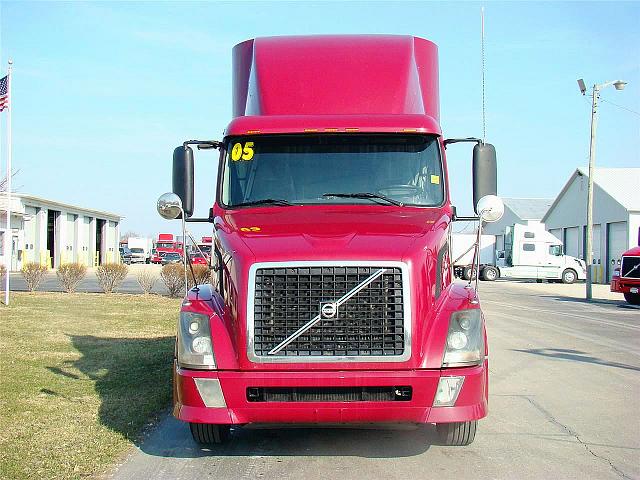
top-left (136, 269), bottom-right (158, 294)
top-left (56, 263), bottom-right (87, 293)
top-left (21, 262), bottom-right (48, 292)
top-left (188, 265), bottom-right (211, 288)
top-left (161, 264), bottom-right (184, 297)
top-left (95, 263), bottom-right (128, 294)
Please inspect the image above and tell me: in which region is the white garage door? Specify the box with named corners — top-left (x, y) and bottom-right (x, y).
top-left (607, 221), bottom-right (627, 281)
top-left (564, 227), bottom-right (580, 258)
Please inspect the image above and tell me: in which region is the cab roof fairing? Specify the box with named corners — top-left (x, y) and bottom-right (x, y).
top-left (231, 35), bottom-right (440, 121)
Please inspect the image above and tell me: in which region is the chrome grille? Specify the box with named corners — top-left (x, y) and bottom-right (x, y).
top-left (248, 263), bottom-right (410, 361)
top-left (621, 256), bottom-right (640, 278)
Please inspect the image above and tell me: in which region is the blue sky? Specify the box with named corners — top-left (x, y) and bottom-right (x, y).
top-left (1, 1), bottom-right (639, 238)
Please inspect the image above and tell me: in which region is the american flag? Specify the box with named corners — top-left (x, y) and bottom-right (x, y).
top-left (0, 75), bottom-right (8, 112)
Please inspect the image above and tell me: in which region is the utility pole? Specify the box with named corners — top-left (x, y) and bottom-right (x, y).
top-left (585, 84), bottom-right (599, 301)
top-left (578, 78), bottom-right (627, 301)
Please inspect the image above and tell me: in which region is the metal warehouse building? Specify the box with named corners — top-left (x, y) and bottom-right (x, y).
top-left (0, 194), bottom-right (121, 271)
top-left (542, 167), bottom-right (640, 283)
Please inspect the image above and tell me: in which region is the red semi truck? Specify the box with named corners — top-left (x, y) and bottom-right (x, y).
top-left (158, 35), bottom-right (502, 446)
top-left (154, 233), bottom-right (183, 257)
top-left (611, 246), bottom-right (640, 305)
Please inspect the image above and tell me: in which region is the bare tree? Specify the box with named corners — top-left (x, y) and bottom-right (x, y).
top-left (0, 169), bottom-right (20, 192)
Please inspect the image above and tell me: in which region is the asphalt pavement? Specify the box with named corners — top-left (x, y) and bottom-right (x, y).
top-left (103, 280), bottom-right (639, 480)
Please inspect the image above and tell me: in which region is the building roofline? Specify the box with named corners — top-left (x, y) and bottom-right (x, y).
top-left (542, 167), bottom-right (631, 222)
top-left (11, 193), bottom-right (123, 220)
top-left (542, 169), bottom-right (581, 223)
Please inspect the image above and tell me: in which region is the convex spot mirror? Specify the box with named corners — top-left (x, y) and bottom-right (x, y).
top-left (476, 195), bottom-right (504, 223)
top-left (157, 192), bottom-right (183, 220)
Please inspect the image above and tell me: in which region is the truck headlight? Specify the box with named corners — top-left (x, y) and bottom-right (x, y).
top-left (442, 309), bottom-right (484, 367)
top-left (177, 312), bottom-right (216, 369)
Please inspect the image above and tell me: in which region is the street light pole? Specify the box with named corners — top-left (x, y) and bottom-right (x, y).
top-left (585, 84), bottom-right (599, 301)
top-left (579, 79), bottom-right (627, 301)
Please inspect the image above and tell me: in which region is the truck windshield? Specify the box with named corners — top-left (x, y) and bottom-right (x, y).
top-left (220, 134), bottom-right (444, 207)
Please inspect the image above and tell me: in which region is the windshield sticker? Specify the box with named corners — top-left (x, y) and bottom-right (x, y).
top-left (231, 142), bottom-right (255, 162)
top-left (430, 175), bottom-right (440, 185)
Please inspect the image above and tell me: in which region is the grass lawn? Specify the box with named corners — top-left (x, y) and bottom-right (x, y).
top-left (0, 292), bottom-right (180, 480)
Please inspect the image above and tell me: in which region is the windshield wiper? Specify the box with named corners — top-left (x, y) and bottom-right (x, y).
top-left (232, 198), bottom-right (293, 208)
top-left (322, 192), bottom-right (404, 207)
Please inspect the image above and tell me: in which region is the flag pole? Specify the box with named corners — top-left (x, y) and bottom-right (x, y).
top-left (4, 59), bottom-right (12, 306)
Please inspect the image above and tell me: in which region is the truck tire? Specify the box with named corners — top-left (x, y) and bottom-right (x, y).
top-left (481, 266), bottom-right (498, 281)
top-left (561, 269), bottom-right (577, 284)
top-left (624, 292), bottom-right (640, 305)
top-left (463, 266), bottom-right (476, 281)
top-left (189, 423), bottom-right (231, 445)
top-left (436, 420), bottom-right (477, 446)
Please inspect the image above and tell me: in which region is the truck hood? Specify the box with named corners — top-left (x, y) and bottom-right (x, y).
top-left (214, 205), bottom-right (449, 262)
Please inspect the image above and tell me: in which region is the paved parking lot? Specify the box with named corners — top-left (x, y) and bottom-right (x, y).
top-left (108, 280), bottom-right (639, 480)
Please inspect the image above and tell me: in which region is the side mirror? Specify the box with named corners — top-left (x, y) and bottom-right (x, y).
top-left (472, 143), bottom-right (497, 213)
top-left (173, 146), bottom-right (194, 217)
top-left (157, 192), bottom-right (183, 220)
top-left (476, 194), bottom-right (504, 223)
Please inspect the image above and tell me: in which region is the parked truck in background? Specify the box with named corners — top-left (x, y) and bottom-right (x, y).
top-left (126, 237), bottom-right (153, 263)
top-left (453, 224), bottom-right (586, 283)
top-left (158, 35), bottom-right (503, 447)
top-left (155, 233), bottom-right (183, 258)
top-left (610, 229), bottom-right (640, 305)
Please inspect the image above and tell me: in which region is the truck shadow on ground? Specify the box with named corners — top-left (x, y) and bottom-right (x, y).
top-left (48, 334), bottom-right (175, 443)
top-left (511, 347), bottom-right (640, 372)
top-left (139, 416), bottom-right (436, 459)
top-left (538, 295), bottom-right (632, 308)
top-left (49, 334), bottom-right (435, 459)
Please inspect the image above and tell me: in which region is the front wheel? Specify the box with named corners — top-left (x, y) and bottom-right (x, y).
top-left (189, 423), bottom-right (231, 445)
top-left (562, 268), bottom-right (577, 284)
top-left (463, 266), bottom-right (477, 281)
top-left (436, 420), bottom-right (477, 446)
top-left (481, 266), bottom-right (499, 281)
top-left (624, 292), bottom-right (640, 305)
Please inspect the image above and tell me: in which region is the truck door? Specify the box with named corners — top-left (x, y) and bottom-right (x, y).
top-left (515, 241), bottom-right (539, 278)
top-left (539, 244), bottom-right (564, 278)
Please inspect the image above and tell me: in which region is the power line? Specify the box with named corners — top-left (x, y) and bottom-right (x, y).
top-left (600, 98), bottom-right (640, 117)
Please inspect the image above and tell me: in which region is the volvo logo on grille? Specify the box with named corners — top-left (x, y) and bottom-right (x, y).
top-left (320, 302), bottom-right (338, 319)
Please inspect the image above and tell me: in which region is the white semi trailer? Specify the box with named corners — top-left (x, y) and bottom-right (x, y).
top-left (452, 224), bottom-right (587, 283)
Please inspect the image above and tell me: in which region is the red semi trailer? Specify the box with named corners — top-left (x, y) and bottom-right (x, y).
top-left (158, 35), bottom-right (503, 446)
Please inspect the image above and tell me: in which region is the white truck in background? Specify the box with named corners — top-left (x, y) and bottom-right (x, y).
top-left (126, 237), bottom-right (153, 264)
top-left (452, 223), bottom-right (587, 283)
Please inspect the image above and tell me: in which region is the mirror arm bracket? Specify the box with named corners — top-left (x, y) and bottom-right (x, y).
top-left (185, 217), bottom-right (213, 223)
top-left (182, 140), bottom-right (222, 150)
top-left (443, 137), bottom-right (483, 149)
top-left (454, 216), bottom-right (480, 222)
